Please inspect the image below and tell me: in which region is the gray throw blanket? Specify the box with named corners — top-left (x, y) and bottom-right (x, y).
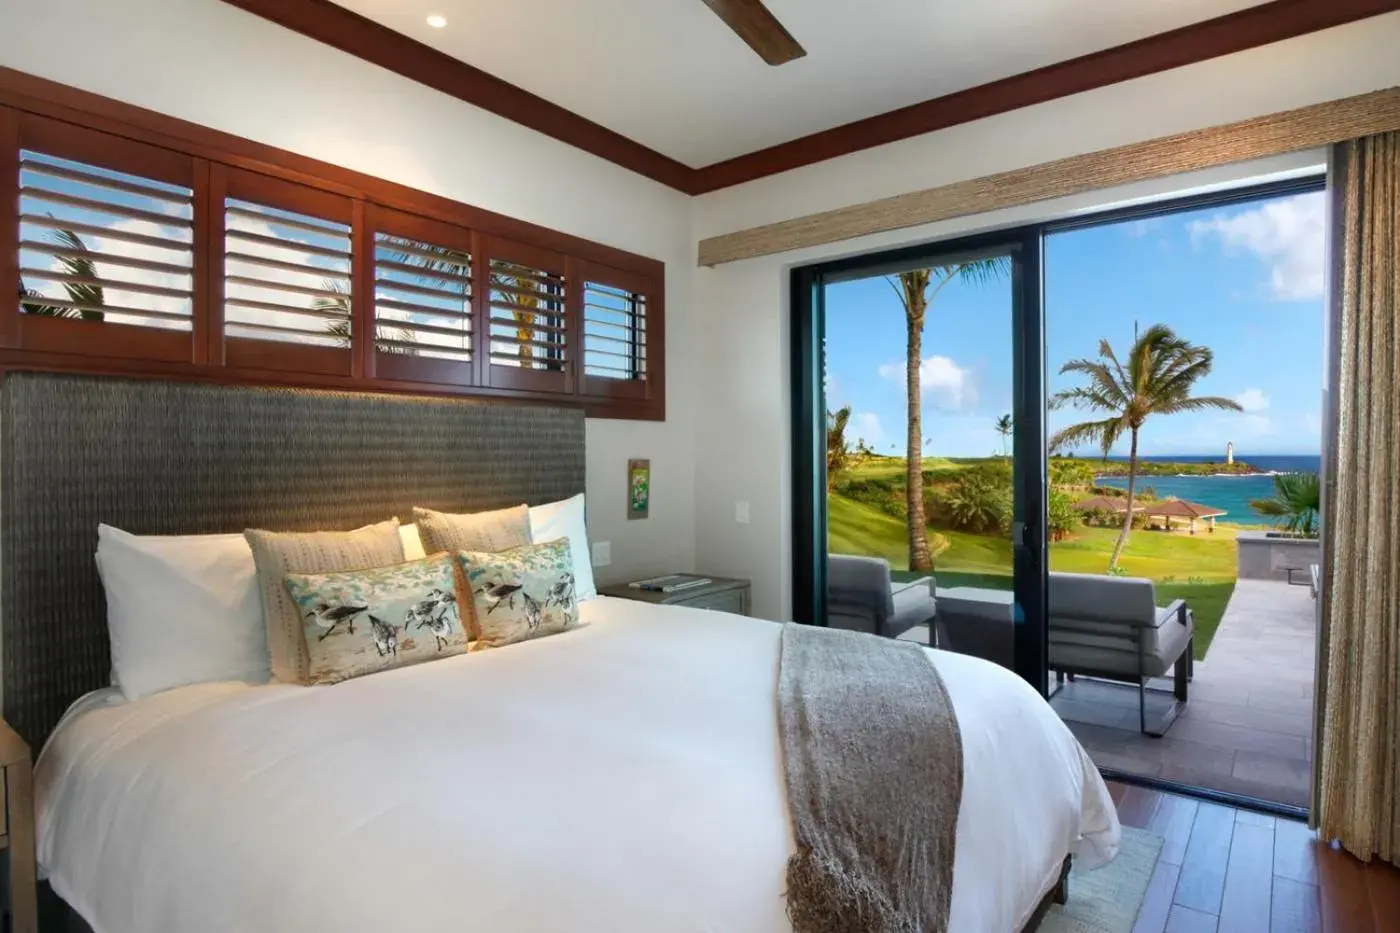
top-left (778, 623), bottom-right (964, 933)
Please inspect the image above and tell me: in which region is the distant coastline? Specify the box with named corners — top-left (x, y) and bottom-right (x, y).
top-left (1092, 454), bottom-right (1321, 519)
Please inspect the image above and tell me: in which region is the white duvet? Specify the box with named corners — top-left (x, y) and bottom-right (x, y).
top-left (37, 597), bottom-right (1119, 933)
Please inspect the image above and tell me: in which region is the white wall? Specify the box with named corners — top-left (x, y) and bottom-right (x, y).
top-left (5, 0), bottom-right (1400, 619)
top-left (692, 13), bottom-right (1400, 622)
top-left (0, 0), bottom-right (698, 585)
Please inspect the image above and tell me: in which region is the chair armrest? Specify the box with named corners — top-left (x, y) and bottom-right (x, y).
top-left (891, 576), bottom-right (935, 597)
top-left (1155, 599), bottom-right (1189, 626)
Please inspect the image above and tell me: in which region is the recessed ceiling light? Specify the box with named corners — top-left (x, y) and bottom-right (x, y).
top-left (426, 14), bottom-right (447, 28)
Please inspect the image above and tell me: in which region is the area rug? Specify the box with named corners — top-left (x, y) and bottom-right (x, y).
top-left (1038, 827), bottom-right (1164, 933)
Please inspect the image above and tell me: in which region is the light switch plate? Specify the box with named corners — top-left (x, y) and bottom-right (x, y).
top-left (735, 501), bottom-right (750, 524)
top-left (591, 540), bottom-right (612, 567)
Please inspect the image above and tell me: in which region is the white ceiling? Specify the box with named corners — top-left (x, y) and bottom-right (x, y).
top-left (333, 0), bottom-right (1270, 167)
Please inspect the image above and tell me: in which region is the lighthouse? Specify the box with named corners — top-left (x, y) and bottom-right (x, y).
top-left (1226, 441), bottom-right (1234, 465)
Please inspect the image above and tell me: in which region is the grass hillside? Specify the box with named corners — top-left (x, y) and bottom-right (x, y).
top-left (829, 457), bottom-right (1239, 659)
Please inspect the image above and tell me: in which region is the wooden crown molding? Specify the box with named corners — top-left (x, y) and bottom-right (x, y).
top-left (691, 0), bottom-right (1400, 193)
top-left (696, 85), bottom-right (1400, 266)
top-left (218, 0), bottom-right (1400, 196)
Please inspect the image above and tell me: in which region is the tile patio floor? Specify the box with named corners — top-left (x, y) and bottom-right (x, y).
top-left (1050, 578), bottom-right (1317, 809)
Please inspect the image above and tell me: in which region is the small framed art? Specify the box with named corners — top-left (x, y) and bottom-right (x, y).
top-left (628, 459), bottom-right (650, 520)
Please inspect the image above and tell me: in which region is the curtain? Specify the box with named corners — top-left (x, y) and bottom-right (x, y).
top-left (1318, 131), bottom-right (1400, 863)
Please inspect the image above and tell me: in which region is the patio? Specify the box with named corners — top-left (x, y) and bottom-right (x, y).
top-left (1049, 578), bottom-right (1317, 808)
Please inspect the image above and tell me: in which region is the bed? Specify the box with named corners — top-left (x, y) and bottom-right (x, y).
top-left (2, 373), bottom-right (1119, 933)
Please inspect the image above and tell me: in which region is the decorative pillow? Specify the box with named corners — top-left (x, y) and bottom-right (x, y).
top-left (283, 553), bottom-right (468, 685)
top-left (96, 524), bottom-right (269, 701)
top-left (244, 520), bottom-right (405, 684)
top-left (528, 493), bottom-right (597, 601)
top-left (399, 522), bottom-right (427, 560)
top-left (456, 539), bottom-right (580, 649)
top-left (413, 504), bottom-right (531, 555)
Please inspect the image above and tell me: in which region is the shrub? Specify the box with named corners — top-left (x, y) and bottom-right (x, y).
top-left (1048, 490), bottom-right (1078, 541)
top-left (1081, 507), bottom-right (1118, 528)
top-left (936, 467), bottom-right (1012, 534)
top-left (832, 477), bottom-right (905, 519)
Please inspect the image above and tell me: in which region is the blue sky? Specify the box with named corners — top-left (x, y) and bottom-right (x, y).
top-left (825, 190), bottom-right (1326, 458)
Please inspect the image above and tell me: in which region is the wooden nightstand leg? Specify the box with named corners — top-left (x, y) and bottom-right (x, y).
top-left (7, 759), bottom-right (36, 933)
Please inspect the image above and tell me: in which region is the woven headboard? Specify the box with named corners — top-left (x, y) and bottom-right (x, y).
top-left (0, 373), bottom-right (586, 748)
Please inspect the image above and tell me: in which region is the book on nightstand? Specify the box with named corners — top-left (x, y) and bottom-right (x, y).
top-left (628, 573), bottom-right (713, 593)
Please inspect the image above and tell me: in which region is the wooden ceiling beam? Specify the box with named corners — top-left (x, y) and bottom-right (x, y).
top-left (216, 0), bottom-right (1400, 196)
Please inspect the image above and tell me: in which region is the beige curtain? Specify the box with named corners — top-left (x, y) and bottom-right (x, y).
top-left (1318, 131), bottom-right (1400, 863)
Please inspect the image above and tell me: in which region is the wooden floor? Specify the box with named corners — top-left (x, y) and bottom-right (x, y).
top-left (1109, 781), bottom-right (1400, 932)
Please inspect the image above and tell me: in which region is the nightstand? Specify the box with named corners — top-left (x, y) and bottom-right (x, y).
top-left (600, 576), bottom-right (751, 616)
top-left (0, 720), bottom-right (34, 933)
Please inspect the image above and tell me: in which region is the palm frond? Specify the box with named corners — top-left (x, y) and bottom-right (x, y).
top-left (1049, 417), bottom-right (1126, 456)
top-left (1152, 395), bottom-right (1245, 415)
top-left (47, 229), bottom-right (105, 321)
top-left (947, 256), bottom-right (1011, 288)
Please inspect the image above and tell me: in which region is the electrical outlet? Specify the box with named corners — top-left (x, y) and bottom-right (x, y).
top-left (735, 501), bottom-right (750, 524)
top-left (591, 540), bottom-right (612, 567)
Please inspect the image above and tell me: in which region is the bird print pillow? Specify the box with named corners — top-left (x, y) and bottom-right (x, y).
top-left (456, 539), bottom-right (579, 649)
top-left (283, 553), bottom-right (468, 685)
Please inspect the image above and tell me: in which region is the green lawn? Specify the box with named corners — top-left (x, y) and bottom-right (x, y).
top-left (832, 492), bottom-right (1235, 660)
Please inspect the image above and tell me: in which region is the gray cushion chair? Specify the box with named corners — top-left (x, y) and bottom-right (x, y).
top-left (930, 572), bottom-right (1195, 736)
top-left (827, 554), bottom-right (935, 642)
top-left (1048, 571), bottom-right (1194, 737)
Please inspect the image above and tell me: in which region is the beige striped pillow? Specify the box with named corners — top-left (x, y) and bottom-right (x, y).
top-left (245, 520), bottom-right (405, 684)
top-left (412, 504), bottom-right (531, 555)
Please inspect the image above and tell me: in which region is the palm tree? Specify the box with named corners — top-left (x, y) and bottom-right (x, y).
top-left (888, 259), bottom-right (1008, 570)
top-left (995, 413), bottom-right (1014, 457)
top-left (1250, 472), bottom-right (1320, 536)
top-left (1050, 324), bottom-right (1243, 570)
top-left (316, 279), bottom-right (415, 353)
top-left (19, 228), bottom-right (106, 320)
top-left (826, 406), bottom-right (852, 491)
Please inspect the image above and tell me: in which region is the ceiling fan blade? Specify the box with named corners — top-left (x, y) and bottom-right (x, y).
top-left (700, 0), bottom-right (807, 66)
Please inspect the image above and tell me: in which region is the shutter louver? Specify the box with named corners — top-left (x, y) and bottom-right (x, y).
top-left (583, 280), bottom-right (646, 382)
top-left (578, 262), bottom-right (658, 409)
top-left (484, 238), bottom-right (571, 393)
top-left (18, 151), bottom-right (194, 341)
top-left (375, 234), bottom-right (471, 361)
top-left (223, 198), bottom-right (352, 349)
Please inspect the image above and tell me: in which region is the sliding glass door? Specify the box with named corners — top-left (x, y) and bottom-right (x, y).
top-left (791, 175), bottom-right (1326, 813)
top-left (791, 229), bottom-right (1048, 692)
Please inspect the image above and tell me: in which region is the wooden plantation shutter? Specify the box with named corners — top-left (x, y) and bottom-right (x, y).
top-left (367, 206), bottom-right (475, 387)
top-left (11, 115), bottom-right (197, 362)
top-left (0, 77), bottom-right (667, 419)
top-left (579, 261), bottom-right (661, 412)
top-left (481, 236), bottom-right (570, 394)
top-left (216, 168), bottom-right (354, 375)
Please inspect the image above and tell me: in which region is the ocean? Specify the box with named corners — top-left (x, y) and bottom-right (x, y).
top-left (1094, 454), bottom-right (1321, 522)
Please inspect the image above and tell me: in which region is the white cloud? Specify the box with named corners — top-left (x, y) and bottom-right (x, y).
top-left (1188, 192), bottom-right (1325, 300)
top-left (1234, 388), bottom-right (1270, 412)
top-left (1239, 414), bottom-right (1274, 436)
top-left (851, 411), bottom-right (883, 446)
top-left (878, 355), bottom-right (978, 410)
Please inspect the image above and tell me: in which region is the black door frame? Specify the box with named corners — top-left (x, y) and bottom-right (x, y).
top-left (789, 172), bottom-right (1327, 814)
top-left (790, 227), bottom-right (1049, 694)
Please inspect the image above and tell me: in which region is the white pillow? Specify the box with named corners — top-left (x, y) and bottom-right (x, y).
top-left (96, 524), bottom-right (270, 700)
top-left (528, 494), bottom-right (597, 600)
top-left (399, 522), bottom-right (427, 560)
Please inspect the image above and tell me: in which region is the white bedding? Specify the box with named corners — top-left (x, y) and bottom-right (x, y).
top-left (37, 597), bottom-right (1119, 933)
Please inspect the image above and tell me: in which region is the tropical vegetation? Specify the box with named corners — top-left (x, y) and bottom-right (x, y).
top-left (1050, 324), bottom-right (1243, 569)
top-left (889, 260), bottom-right (1008, 571)
top-left (1250, 471), bottom-right (1321, 537)
top-left (19, 228), bottom-right (106, 320)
